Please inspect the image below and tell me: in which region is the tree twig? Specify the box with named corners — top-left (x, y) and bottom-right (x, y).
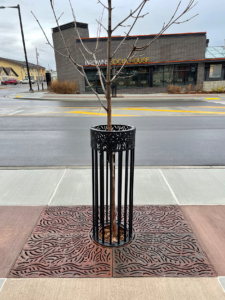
top-left (112, 0), bottom-right (149, 32)
top-left (96, 19), bottom-right (108, 32)
top-left (98, 0), bottom-right (109, 10)
top-left (57, 12), bottom-right (64, 21)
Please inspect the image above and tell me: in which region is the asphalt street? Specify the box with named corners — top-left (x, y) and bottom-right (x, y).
top-left (0, 85), bottom-right (225, 166)
top-left (1, 115), bottom-right (225, 166)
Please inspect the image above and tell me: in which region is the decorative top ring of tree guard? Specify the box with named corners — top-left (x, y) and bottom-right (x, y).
top-left (91, 124), bottom-right (135, 152)
top-left (91, 124), bottom-right (136, 246)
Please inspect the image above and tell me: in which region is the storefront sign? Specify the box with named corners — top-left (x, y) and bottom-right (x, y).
top-left (84, 57), bottom-right (149, 66)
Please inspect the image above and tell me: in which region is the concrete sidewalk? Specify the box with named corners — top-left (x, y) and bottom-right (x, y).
top-left (9, 91), bottom-right (225, 102)
top-left (0, 167), bottom-right (225, 299)
top-left (0, 167), bottom-right (224, 206)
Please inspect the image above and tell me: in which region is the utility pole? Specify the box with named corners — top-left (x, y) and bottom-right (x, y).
top-left (0, 5), bottom-right (34, 92)
top-left (36, 47), bottom-right (40, 85)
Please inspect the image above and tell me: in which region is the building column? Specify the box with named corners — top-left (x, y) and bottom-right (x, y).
top-left (197, 63), bottom-right (205, 89)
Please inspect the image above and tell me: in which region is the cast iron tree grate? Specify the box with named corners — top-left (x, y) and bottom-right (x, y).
top-left (8, 206), bottom-right (216, 278)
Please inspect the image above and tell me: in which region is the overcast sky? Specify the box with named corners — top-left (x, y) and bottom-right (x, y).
top-left (0, 0), bottom-right (224, 70)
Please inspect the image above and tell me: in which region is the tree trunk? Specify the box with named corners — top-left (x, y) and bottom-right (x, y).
top-left (107, 0), bottom-right (117, 237)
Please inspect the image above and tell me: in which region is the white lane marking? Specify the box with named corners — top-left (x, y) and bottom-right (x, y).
top-left (48, 169), bottom-right (67, 206)
top-left (8, 109), bottom-right (24, 115)
top-left (218, 277), bottom-right (225, 293)
top-left (0, 279), bottom-right (6, 292)
top-left (158, 169), bottom-right (179, 205)
top-left (206, 100), bottom-right (225, 105)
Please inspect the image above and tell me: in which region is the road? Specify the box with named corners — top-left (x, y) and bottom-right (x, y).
top-left (0, 85), bottom-right (225, 166)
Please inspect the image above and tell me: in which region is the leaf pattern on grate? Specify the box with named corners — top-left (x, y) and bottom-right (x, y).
top-left (133, 206), bottom-right (192, 233)
top-left (33, 206), bottom-right (93, 234)
top-left (9, 233), bottom-right (112, 278)
top-left (113, 233), bottom-right (215, 277)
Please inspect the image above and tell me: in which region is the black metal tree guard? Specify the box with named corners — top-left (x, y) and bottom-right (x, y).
top-left (91, 124), bottom-right (136, 247)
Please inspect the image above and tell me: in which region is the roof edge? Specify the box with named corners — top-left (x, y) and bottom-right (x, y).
top-left (78, 32), bottom-right (207, 41)
top-left (52, 21), bottom-right (88, 32)
top-left (0, 57), bottom-right (45, 69)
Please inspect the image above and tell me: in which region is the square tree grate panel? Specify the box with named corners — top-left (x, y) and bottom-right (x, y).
top-left (9, 206), bottom-right (215, 278)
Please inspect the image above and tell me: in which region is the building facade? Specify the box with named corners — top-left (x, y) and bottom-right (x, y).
top-left (52, 22), bottom-right (225, 93)
top-left (0, 67), bottom-right (18, 82)
top-left (0, 57), bottom-right (46, 82)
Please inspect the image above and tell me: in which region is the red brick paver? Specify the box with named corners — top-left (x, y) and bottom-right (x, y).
top-left (181, 205), bottom-right (225, 276)
top-left (0, 206), bottom-right (44, 277)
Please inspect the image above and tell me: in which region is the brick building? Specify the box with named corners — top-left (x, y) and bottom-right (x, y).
top-left (52, 21), bottom-right (225, 94)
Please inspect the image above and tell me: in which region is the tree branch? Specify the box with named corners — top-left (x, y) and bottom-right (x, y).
top-left (31, 11), bottom-right (72, 60)
top-left (112, 0), bottom-right (149, 32)
top-left (49, 0), bottom-right (71, 58)
top-left (32, 2), bottom-right (108, 111)
top-left (131, 12), bottom-right (149, 18)
top-left (123, 0), bottom-right (199, 53)
top-left (119, 24), bottom-right (131, 28)
top-left (96, 19), bottom-right (108, 32)
top-left (174, 13), bottom-right (198, 24)
top-left (95, 7), bottom-right (105, 53)
top-left (111, 38), bottom-right (139, 83)
top-left (111, 0), bottom-right (147, 59)
top-left (97, 0), bottom-right (109, 10)
top-left (68, 0), bottom-right (107, 97)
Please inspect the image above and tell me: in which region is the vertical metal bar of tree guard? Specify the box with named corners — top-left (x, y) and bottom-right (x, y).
top-left (100, 151), bottom-right (104, 244)
top-left (118, 151), bottom-right (123, 244)
top-left (106, 152), bottom-right (108, 223)
top-left (95, 150), bottom-right (99, 241)
top-left (92, 149), bottom-right (95, 237)
top-left (129, 149), bottom-right (135, 239)
top-left (124, 150), bottom-right (129, 242)
top-left (109, 151), bottom-right (113, 245)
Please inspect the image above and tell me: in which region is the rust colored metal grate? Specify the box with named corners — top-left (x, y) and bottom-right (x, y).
top-left (9, 206), bottom-right (215, 278)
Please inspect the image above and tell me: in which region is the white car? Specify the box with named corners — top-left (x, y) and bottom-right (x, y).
top-left (20, 79), bottom-right (35, 84)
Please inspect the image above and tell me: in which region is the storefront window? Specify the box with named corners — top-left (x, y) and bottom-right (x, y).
top-left (164, 73), bottom-right (173, 86)
top-left (85, 64), bottom-right (197, 91)
top-left (153, 64), bottom-right (197, 87)
top-left (116, 77), bottom-right (127, 89)
top-left (185, 71), bottom-right (196, 85)
top-left (116, 67), bottom-right (149, 89)
top-left (138, 73), bottom-right (149, 87)
top-left (209, 64), bottom-right (222, 78)
top-left (164, 65), bottom-right (173, 86)
top-left (85, 69), bottom-right (97, 91)
top-left (153, 66), bottom-right (164, 72)
top-left (174, 70), bottom-right (185, 86)
top-left (127, 74), bottom-right (138, 88)
top-left (153, 66), bottom-right (163, 87)
top-left (153, 72), bottom-right (163, 87)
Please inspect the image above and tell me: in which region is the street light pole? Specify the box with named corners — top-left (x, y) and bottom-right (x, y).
top-left (0, 5), bottom-right (33, 92)
top-left (17, 5), bottom-right (33, 92)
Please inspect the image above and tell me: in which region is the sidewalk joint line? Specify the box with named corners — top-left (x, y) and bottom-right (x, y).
top-left (48, 169), bottom-right (66, 206)
top-left (158, 169), bottom-right (179, 205)
top-left (0, 279), bottom-right (6, 292)
top-left (218, 277), bottom-right (225, 293)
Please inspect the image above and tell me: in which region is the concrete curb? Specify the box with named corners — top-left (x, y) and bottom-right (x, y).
top-left (0, 166), bottom-right (224, 170)
top-left (10, 96), bottom-right (212, 102)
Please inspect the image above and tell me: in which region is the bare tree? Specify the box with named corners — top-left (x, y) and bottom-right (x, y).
top-left (32, 0), bottom-right (198, 238)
